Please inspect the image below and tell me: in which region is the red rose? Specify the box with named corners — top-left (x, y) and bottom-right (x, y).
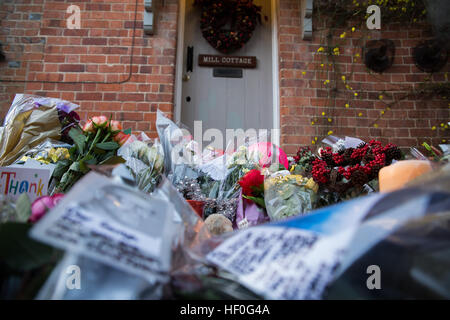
top-left (239, 169), bottom-right (264, 197)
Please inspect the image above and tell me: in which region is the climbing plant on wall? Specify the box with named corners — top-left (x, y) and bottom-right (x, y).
top-left (303, 0), bottom-right (449, 145)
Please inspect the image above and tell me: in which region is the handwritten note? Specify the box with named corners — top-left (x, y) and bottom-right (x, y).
top-left (207, 226), bottom-right (355, 300)
top-left (30, 173), bottom-right (174, 282)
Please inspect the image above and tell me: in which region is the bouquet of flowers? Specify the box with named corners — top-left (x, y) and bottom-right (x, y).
top-left (52, 116), bottom-right (130, 193)
top-left (0, 94), bottom-right (80, 166)
top-left (118, 136), bottom-right (164, 193)
top-left (264, 174), bottom-right (318, 221)
top-left (238, 169), bottom-right (265, 208)
top-left (290, 146), bottom-right (316, 176)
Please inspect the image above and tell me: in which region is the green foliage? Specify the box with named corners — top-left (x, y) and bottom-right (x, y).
top-left (54, 126), bottom-right (125, 193)
top-left (0, 222), bottom-right (56, 272)
top-left (14, 194), bottom-right (31, 223)
top-left (95, 141), bottom-right (120, 150)
top-left (68, 128), bottom-right (86, 154)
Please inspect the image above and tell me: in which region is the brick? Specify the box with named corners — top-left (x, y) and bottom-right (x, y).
top-left (82, 38), bottom-right (107, 46)
top-left (76, 93), bottom-right (103, 101)
top-left (118, 93), bottom-right (145, 102)
top-left (59, 64), bottom-right (85, 72)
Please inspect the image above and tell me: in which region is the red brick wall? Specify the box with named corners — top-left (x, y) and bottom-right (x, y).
top-left (0, 0), bottom-right (178, 138)
top-left (278, 0), bottom-right (449, 155)
top-left (1, 0), bottom-right (449, 153)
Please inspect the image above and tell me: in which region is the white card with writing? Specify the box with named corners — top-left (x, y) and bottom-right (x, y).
top-left (207, 226), bottom-right (354, 299)
top-left (30, 172), bottom-right (174, 282)
top-left (0, 166), bottom-right (50, 202)
top-left (207, 195), bottom-right (383, 299)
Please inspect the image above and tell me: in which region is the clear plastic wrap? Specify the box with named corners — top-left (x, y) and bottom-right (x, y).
top-left (117, 134), bottom-right (164, 193)
top-left (156, 110), bottom-right (198, 183)
top-left (0, 94), bottom-right (79, 166)
top-left (30, 172), bottom-right (177, 283)
top-left (264, 173), bottom-right (319, 221)
top-left (196, 164), bottom-right (450, 300)
top-left (0, 195), bottom-right (20, 223)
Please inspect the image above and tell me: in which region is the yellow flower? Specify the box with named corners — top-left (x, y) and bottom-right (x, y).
top-left (341, 75), bottom-right (346, 81)
top-left (441, 123), bottom-right (445, 127)
top-left (374, 123), bottom-right (379, 128)
top-left (311, 121), bottom-right (315, 125)
top-left (328, 118), bottom-right (332, 122)
top-left (321, 112), bottom-right (325, 116)
top-left (352, 27), bottom-right (356, 32)
top-left (317, 47), bottom-right (324, 53)
top-left (320, 63), bottom-right (324, 68)
top-left (381, 111), bottom-right (385, 115)
top-left (443, 139), bottom-right (447, 143)
top-left (302, 71), bottom-right (306, 75)
top-left (345, 103), bottom-right (350, 108)
top-left (358, 112), bottom-right (363, 117)
top-left (315, 137), bottom-right (318, 141)
top-left (305, 178), bottom-right (319, 193)
top-left (355, 53), bottom-right (360, 57)
top-left (324, 79), bottom-right (330, 85)
top-left (312, 140), bottom-right (316, 144)
top-left (354, 92), bottom-right (358, 97)
top-left (327, 130), bottom-right (333, 135)
top-left (379, 95), bottom-right (383, 100)
top-left (340, 32), bottom-right (346, 38)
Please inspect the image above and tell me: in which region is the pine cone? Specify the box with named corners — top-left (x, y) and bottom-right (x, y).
top-left (363, 152), bottom-right (375, 165)
top-left (369, 163), bottom-right (383, 180)
top-left (329, 169), bottom-right (339, 186)
top-left (321, 153), bottom-right (335, 166)
top-left (343, 148), bottom-right (354, 164)
top-left (356, 142), bottom-right (367, 149)
top-left (385, 146), bottom-right (402, 164)
top-left (333, 182), bottom-right (351, 195)
top-left (350, 170), bottom-right (369, 187)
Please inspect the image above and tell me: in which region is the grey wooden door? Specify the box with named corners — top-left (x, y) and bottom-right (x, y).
top-left (180, 0), bottom-right (273, 149)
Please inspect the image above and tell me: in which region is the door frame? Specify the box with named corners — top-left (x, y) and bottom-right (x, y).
top-left (173, 0), bottom-right (280, 146)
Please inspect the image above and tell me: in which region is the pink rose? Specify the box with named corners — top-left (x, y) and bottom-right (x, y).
top-left (92, 115), bottom-right (109, 128)
top-left (113, 131), bottom-right (131, 146)
top-left (29, 193), bottom-right (65, 223)
top-left (248, 142), bottom-right (289, 169)
top-left (110, 120), bottom-right (122, 132)
top-left (82, 119), bottom-right (94, 133)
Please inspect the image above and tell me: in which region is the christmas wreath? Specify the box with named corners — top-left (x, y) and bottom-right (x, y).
top-left (311, 140), bottom-right (403, 194)
top-left (195, 0), bottom-right (262, 54)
